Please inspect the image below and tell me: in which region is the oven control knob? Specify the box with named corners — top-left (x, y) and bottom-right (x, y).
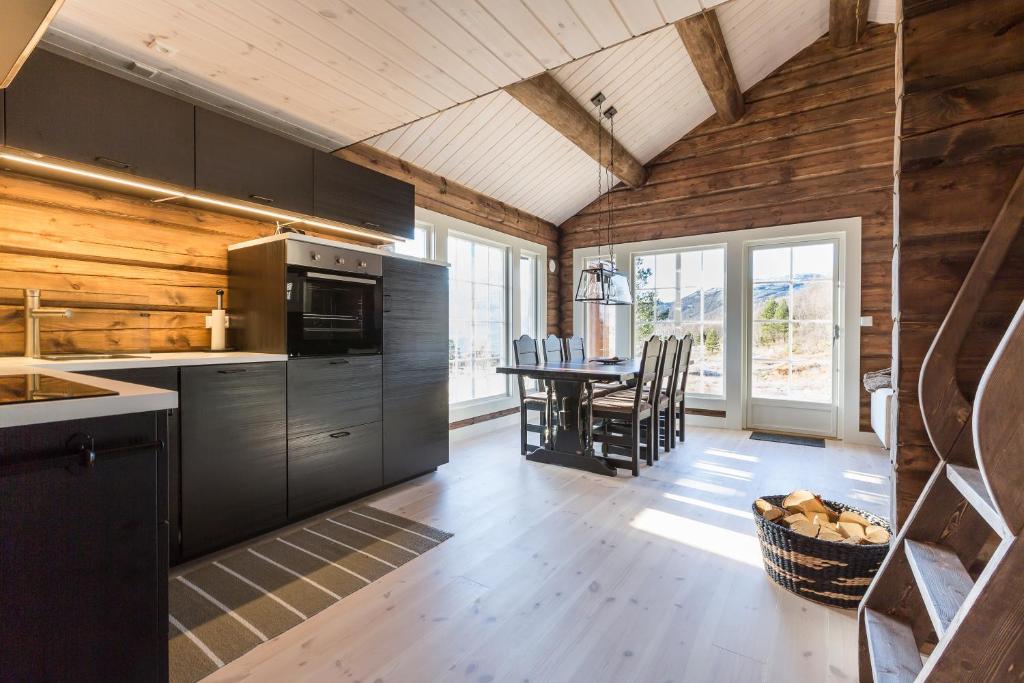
top-left (359, 260), bottom-right (367, 268)
top-left (336, 256), bottom-right (345, 265)
top-left (311, 251), bottom-right (321, 261)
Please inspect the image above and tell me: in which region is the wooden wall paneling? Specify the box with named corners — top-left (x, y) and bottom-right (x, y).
top-left (558, 24), bottom-right (897, 431)
top-left (829, 0), bottom-right (870, 48)
top-left (893, 0), bottom-right (1024, 524)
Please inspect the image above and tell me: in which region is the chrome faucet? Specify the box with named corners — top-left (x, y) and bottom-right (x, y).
top-left (24, 289), bottom-right (71, 358)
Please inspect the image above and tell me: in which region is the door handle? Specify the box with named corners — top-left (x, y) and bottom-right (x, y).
top-left (328, 359), bottom-right (349, 365)
top-left (383, 294), bottom-right (392, 313)
top-left (329, 431), bottom-right (351, 439)
top-left (249, 194), bottom-right (276, 204)
top-left (217, 368), bottom-right (248, 374)
top-left (94, 156), bottom-right (137, 172)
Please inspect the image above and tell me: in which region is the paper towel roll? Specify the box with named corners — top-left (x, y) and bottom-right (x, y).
top-left (209, 309), bottom-right (227, 351)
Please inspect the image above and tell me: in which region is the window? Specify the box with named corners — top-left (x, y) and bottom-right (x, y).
top-left (448, 233), bottom-right (508, 404)
top-left (750, 242), bottom-right (836, 403)
top-left (392, 221), bottom-right (433, 259)
top-left (519, 252), bottom-right (538, 338)
top-left (633, 247), bottom-right (725, 396)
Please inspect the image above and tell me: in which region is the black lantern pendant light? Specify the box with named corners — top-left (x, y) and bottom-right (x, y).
top-left (575, 96), bottom-right (632, 306)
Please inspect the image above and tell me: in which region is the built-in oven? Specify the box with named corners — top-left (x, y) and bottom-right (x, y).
top-left (285, 242), bottom-right (383, 357)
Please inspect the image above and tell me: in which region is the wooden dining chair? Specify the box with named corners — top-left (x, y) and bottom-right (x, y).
top-left (656, 335), bottom-right (681, 456)
top-left (675, 334), bottom-right (694, 443)
top-left (563, 335), bottom-right (585, 361)
top-left (513, 334), bottom-right (548, 455)
top-left (541, 334), bottom-right (564, 362)
top-left (591, 336), bottom-right (664, 476)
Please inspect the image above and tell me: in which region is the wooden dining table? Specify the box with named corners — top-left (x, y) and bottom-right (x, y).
top-left (495, 359), bottom-right (640, 476)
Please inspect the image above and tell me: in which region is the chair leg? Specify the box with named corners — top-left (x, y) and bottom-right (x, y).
top-left (631, 421), bottom-right (641, 476)
top-left (645, 416), bottom-right (655, 466)
top-left (520, 405), bottom-right (528, 455)
top-left (677, 399), bottom-right (686, 442)
top-left (666, 406), bottom-right (675, 451)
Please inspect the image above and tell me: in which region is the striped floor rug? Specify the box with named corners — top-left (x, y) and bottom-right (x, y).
top-left (168, 506), bottom-right (453, 683)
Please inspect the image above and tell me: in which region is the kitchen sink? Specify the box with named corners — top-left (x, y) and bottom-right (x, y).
top-left (39, 354), bottom-right (151, 361)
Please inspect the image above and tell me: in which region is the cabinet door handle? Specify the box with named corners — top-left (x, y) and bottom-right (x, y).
top-left (383, 294), bottom-right (392, 313)
top-left (249, 194), bottom-right (276, 204)
top-left (328, 359), bottom-right (349, 365)
top-left (363, 221), bottom-right (382, 229)
top-left (329, 431), bottom-right (351, 439)
top-left (0, 435), bottom-right (164, 476)
top-left (94, 156), bottom-right (137, 172)
top-left (217, 368), bottom-right (248, 374)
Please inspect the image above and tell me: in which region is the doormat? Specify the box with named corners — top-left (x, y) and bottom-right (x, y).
top-left (750, 431), bottom-right (826, 448)
top-left (168, 506), bottom-right (453, 683)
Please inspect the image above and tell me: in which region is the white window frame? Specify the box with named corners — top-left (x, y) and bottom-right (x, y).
top-left (418, 207), bottom-right (547, 423)
top-left (630, 244), bottom-right (727, 400)
top-left (571, 217), bottom-right (868, 444)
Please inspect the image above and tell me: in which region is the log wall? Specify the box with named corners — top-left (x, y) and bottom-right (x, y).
top-left (559, 24), bottom-right (898, 432)
top-left (893, 0), bottom-right (1024, 523)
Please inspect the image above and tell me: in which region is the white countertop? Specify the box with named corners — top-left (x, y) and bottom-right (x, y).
top-left (0, 352), bottom-right (287, 428)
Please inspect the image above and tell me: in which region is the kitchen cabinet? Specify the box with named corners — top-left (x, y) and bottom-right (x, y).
top-left (4, 50), bottom-right (195, 187)
top-left (0, 411), bottom-right (169, 682)
top-left (314, 152), bottom-right (415, 240)
top-left (382, 259), bottom-right (449, 484)
top-left (287, 356), bottom-right (382, 518)
top-left (195, 108), bottom-right (313, 214)
top-left (180, 362), bottom-right (287, 559)
top-left (80, 366), bottom-right (183, 564)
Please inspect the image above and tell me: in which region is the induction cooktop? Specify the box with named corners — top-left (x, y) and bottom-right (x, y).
top-left (0, 374), bottom-right (119, 406)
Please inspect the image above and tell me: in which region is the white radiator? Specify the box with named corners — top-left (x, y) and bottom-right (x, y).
top-left (870, 388), bottom-right (894, 448)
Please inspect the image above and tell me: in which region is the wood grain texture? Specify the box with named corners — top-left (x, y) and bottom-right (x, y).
top-left (0, 170), bottom-right (281, 355)
top-left (0, 0), bottom-right (63, 88)
top-left (503, 72), bottom-right (647, 188)
top-left (559, 25), bottom-right (896, 432)
top-left (893, 0), bottom-right (1024, 524)
top-left (675, 10), bottom-right (744, 124)
top-left (829, 0), bottom-right (870, 48)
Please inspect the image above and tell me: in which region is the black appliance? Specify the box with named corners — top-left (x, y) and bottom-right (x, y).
top-left (228, 235), bottom-right (384, 357)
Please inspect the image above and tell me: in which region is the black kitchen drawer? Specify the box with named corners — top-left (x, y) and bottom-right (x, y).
top-left (180, 362), bottom-right (287, 558)
top-left (0, 411), bottom-right (168, 682)
top-left (314, 151), bottom-right (414, 239)
top-left (5, 50), bottom-right (195, 187)
top-left (195, 108), bottom-right (313, 214)
top-left (288, 420), bottom-right (382, 520)
top-left (287, 356), bottom-right (382, 435)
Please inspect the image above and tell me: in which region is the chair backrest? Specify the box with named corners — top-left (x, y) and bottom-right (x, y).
top-left (512, 334), bottom-right (539, 398)
top-left (630, 335), bottom-right (664, 412)
top-left (541, 334), bottom-right (564, 362)
top-left (660, 335), bottom-right (681, 401)
top-left (677, 333), bottom-right (694, 395)
top-left (564, 335), bottom-right (585, 362)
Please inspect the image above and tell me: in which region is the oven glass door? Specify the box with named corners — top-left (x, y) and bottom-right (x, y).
top-left (287, 269), bottom-right (381, 356)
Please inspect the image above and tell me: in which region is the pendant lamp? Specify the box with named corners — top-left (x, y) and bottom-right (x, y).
top-left (575, 100), bottom-right (632, 306)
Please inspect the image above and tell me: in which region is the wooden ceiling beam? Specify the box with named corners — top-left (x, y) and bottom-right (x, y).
top-left (333, 143), bottom-right (558, 247)
top-left (503, 72), bottom-right (648, 188)
top-left (829, 0), bottom-right (870, 48)
top-left (675, 10), bottom-right (744, 125)
top-left (1, 0), bottom-right (64, 88)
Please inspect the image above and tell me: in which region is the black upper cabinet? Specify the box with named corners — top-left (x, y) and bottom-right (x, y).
top-left (196, 108), bottom-right (313, 214)
top-left (314, 152), bottom-right (415, 240)
top-left (180, 362), bottom-right (287, 559)
top-left (382, 259), bottom-right (449, 485)
top-left (5, 50), bottom-right (195, 187)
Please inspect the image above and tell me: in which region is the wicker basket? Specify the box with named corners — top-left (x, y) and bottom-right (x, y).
top-left (752, 495), bottom-right (891, 609)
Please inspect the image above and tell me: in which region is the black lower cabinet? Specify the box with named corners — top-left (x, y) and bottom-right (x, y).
top-left (0, 412), bottom-right (169, 682)
top-left (287, 356), bottom-right (383, 519)
top-left (180, 362), bottom-right (287, 559)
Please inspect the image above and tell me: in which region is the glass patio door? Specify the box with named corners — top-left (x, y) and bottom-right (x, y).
top-left (745, 239), bottom-right (840, 437)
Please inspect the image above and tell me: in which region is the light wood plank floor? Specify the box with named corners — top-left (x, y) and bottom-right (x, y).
top-left (207, 422), bottom-right (889, 683)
